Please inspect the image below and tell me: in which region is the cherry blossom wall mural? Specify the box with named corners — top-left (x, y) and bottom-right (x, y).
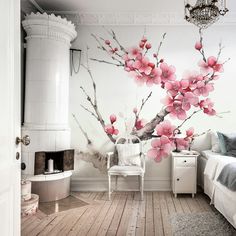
top-left (73, 29), bottom-right (228, 172)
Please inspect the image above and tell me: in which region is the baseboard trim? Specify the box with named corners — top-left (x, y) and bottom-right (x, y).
top-left (71, 177), bottom-right (171, 191)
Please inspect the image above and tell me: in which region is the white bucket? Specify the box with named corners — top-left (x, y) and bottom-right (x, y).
top-left (21, 180), bottom-right (31, 201)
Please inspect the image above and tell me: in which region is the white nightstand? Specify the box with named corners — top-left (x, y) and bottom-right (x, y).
top-left (171, 151), bottom-right (199, 198)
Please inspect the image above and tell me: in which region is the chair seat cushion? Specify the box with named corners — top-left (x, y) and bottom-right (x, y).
top-left (108, 165), bottom-right (144, 175)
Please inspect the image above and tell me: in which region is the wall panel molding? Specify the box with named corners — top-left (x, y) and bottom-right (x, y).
top-left (53, 11), bottom-right (236, 26)
top-left (71, 177), bottom-right (171, 192)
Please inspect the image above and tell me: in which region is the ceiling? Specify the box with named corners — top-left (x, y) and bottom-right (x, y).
top-left (21, 0), bottom-right (236, 25)
top-left (24, 0), bottom-right (188, 12)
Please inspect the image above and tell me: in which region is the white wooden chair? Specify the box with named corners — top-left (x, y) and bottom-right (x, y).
top-left (107, 135), bottom-right (145, 200)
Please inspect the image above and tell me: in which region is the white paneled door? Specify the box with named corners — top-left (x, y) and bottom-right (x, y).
top-left (0, 0), bottom-right (21, 235)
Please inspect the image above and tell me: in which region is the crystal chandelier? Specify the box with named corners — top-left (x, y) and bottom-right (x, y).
top-left (184, 0), bottom-right (229, 29)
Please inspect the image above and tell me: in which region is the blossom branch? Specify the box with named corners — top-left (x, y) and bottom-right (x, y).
top-left (105, 28), bottom-right (127, 53)
top-left (90, 58), bottom-right (124, 67)
top-left (76, 28), bottom-right (227, 165)
top-left (81, 63), bottom-right (97, 106)
top-left (80, 86), bottom-right (95, 107)
top-left (215, 110), bottom-right (230, 118)
top-left (193, 129), bottom-right (211, 138)
top-left (155, 33), bottom-right (166, 65)
top-left (80, 105), bottom-right (99, 120)
top-left (80, 51), bottom-right (116, 143)
top-left (137, 92), bottom-right (153, 118)
top-left (99, 36), bottom-right (123, 58)
top-left (91, 33), bottom-right (124, 66)
top-left (216, 43), bottom-right (230, 65)
top-left (217, 42), bottom-right (224, 61)
top-left (72, 114), bottom-right (92, 145)
top-left (133, 91), bottom-right (153, 131)
top-left (132, 109), bottom-right (168, 140)
top-left (199, 29), bottom-right (207, 62)
top-left (175, 109), bottom-right (202, 132)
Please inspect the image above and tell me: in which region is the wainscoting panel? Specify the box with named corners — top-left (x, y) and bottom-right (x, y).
top-left (71, 177), bottom-right (171, 191)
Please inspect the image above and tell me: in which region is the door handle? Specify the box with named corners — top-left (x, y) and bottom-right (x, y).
top-left (21, 162), bottom-right (26, 170)
top-left (16, 135), bottom-right (30, 146)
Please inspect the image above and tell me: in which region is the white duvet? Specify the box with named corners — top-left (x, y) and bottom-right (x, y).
top-left (203, 151), bottom-right (236, 227)
top-left (204, 152), bottom-right (236, 180)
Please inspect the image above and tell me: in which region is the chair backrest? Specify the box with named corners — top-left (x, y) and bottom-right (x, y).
top-left (115, 134), bottom-right (142, 150)
top-left (115, 135), bottom-right (142, 166)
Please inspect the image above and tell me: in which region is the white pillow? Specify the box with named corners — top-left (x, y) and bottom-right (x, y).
top-left (210, 131), bottom-right (221, 153)
top-left (116, 143), bottom-right (141, 166)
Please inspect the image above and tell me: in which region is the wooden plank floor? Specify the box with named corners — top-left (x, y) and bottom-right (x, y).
top-left (21, 192), bottom-right (213, 236)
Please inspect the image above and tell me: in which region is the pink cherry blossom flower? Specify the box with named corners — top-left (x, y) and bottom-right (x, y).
top-left (161, 94), bottom-right (174, 106)
top-left (198, 60), bottom-right (213, 75)
top-left (181, 92), bottom-right (199, 111)
top-left (105, 40), bottom-right (111, 45)
top-left (135, 118), bottom-right (146, 130)
top-left (105, 124), bottom-right (113, 134)
top-left (207, 56), bottom-right (217, 67)
top-left (145, 43), bottom-right (152, 49)
top-left (167, 101), bottom-right (187, 120)
top-left (133, 107), bottom-right (138, 114)
top-left (124, 60), bottom-right (134, 72)
top-left (213, 63), bottom-right (224, 73)
top-left (195, 41), bottom-right (202, 50)
top-left (175, 138), bottom-right (189, 150)
top-left (132, 73), bottom-right (146, 86)
top-left (148, 62), bottom-right (155, 69)
top-left (160, 63), bottom-right (176, 83)
top-left (186, 127), bottom-right (194, 137)
top-left (164, 96), bottom-right (187, 120)
top-left (193, 81), bottom-right (214, 97)
top-left (180, 79), bottom-right (190, 89)
top-left (113, 129), bottom-right (119, 135)
top-left (199, 98), bottom-right (216, 116)
top-left (141, 36), bottom-right (147, 43)
top-left (139, 41), bottom-right (145, 49)
top-left (182, 70), bottom-right (203, 82)
top-left (104, 124), bottom-right (119, 135)
top-left (110, 114), bottom-right (117, 124)
top-left (127, 47), bottom-right (141, 59)
top-left (198, 56), bottom-right (224, 74)
top-left (207, 56), bottom-right (224, 72)
top-left (110, 47), bottom-right (118, 54)
top-left (145, 67), bottom-right (162, 86)
top-left (133, 56), bottom-right (153, 75)
top-left (182, 71), bottom-right (204, 90)
top-left (128, 70), bottom-right (147, 86)
top-left (165, 81), bottom-right (181, 97)
top-left (147, 136), bottom-right (173, 162)
top-left (156, 120), bottom-right (176, 138)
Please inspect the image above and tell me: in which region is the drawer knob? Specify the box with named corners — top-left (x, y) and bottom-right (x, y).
top-left (184, 160), bottom-right (187, 163)
top-left (177, 178), bottom-right (180, 181)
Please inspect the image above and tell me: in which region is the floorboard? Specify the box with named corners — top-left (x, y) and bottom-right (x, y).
top-left (21, 191), bottom-right (213, 236)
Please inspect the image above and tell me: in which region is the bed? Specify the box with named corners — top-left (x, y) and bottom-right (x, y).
top-left (198, 149), bottom-right (236, 228)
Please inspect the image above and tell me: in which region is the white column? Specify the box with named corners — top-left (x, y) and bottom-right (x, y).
top-left (21, 13), bottom-right (77, 175)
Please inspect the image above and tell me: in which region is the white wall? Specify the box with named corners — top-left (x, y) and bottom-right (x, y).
top-left (69, 25), bottom-right (236, 191)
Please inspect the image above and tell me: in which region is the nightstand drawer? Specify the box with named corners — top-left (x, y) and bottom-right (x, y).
top-left (175, 157), bottom-right (196, 167)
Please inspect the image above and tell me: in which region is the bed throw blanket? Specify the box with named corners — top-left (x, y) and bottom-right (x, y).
top-left (204, 156), bottom-right (221, 180)
top-left (217, 162), bottom-right (236, 191)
